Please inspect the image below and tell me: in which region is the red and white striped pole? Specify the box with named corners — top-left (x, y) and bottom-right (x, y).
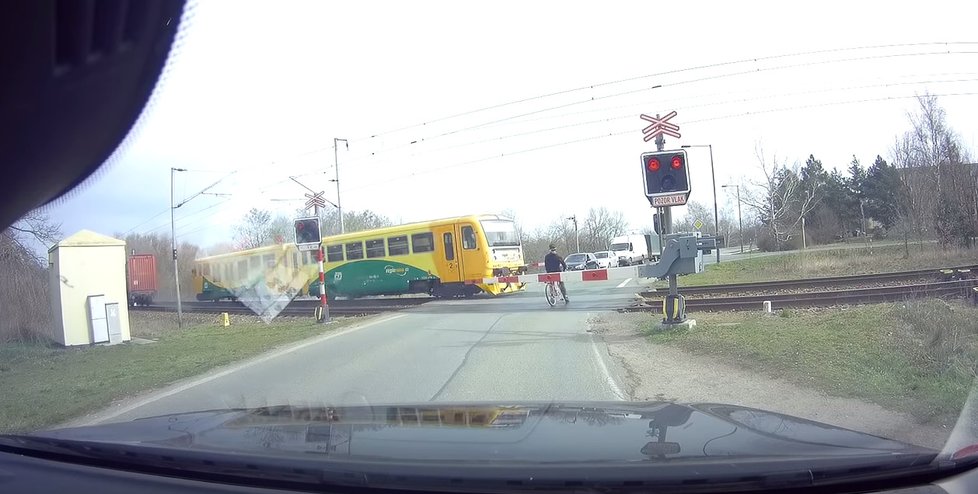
top-left (317, 245), bottom-right (330, 323)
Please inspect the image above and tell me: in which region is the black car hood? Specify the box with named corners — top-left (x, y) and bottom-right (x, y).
top-left (30, 401), bottom-right (933, 462)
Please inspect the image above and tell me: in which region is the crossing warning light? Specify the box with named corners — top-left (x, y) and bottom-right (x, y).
top-left (294, 217), bottom-right (322, 250)
top-left (641, 149), bottom-right (691, 206)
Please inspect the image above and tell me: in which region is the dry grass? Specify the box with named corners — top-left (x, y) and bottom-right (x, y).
top-left (645, 301), bottom-right (978, 426)
top-left (0, 312), bottom-right (364, 433)
top-left (669, 243), bottom-right (978, 286)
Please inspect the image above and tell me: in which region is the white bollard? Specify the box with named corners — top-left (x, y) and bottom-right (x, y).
top-left (763, 301), bottom-right (772, 313)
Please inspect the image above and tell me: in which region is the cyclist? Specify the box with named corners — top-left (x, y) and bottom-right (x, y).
top-left (544, 244), bottom-right (568, 301)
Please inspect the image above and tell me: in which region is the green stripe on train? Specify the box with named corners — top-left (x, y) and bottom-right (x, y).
top-left (324, 260), bottom-right (437, 298)
top-left (198, 276), bottom-right (235, 301)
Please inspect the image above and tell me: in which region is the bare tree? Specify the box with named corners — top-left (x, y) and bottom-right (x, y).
top-left (235, 208), bottom-right (272, 249)
top-left (892, 94), bottom-right (975, 248)
top-left (741, 145), bottom-right (820, 251)
top-left (0, 210), bottom-right (62, 342)
top-left (580, 207), bottom-right (628, 252)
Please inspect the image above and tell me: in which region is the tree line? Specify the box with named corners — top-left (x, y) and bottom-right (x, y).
top-left (741, 94), bottom-right (975, 252)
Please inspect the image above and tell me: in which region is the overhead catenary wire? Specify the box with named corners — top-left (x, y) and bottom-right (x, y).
top-left (122, 44), bottom-right (978, 241)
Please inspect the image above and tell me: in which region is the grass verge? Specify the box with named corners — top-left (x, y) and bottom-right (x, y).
top-left (645, 300), bottom-right (978, 427)
top-left (664, 243), bottom-right (977, 286)
top-left (0, 312), bottom-right (363, 434)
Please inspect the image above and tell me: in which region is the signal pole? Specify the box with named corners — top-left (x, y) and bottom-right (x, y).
top-left (333, 138), bottom-right (348, 234)
top-left (170, 167), bottom-right (186, 328)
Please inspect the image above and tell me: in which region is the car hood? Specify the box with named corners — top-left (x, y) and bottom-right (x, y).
top-left (30, 401), bottom-right (933, 462)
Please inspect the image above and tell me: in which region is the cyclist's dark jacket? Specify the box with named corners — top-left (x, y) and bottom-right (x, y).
top-left (545, 252), bottom-right (566, 273)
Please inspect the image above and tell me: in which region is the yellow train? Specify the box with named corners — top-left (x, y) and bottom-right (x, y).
top-left (192, 214), bottom-right (527, 300)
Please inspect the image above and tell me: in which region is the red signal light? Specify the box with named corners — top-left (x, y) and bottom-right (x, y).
top-left (671, 156), bottom-right (683, 169)
top-left (647, 158), bottom-right (661, 171)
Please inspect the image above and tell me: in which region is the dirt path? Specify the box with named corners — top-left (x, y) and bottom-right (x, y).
top-left (591, 313), bottom-right (951, 449)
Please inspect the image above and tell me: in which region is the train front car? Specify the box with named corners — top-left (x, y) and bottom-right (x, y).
top-left (476, 215), bottom-right (526, 296)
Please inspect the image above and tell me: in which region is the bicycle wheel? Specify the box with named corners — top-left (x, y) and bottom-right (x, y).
top-left (545, 283), bottom-right (557, 307)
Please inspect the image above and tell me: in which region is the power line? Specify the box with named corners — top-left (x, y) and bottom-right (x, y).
top-left (304, 72), bottom-right (978, 175)
top-left (325, 48), bottom-right (978, 171)
top-left (344, 89), bottom-right (978, 193)
top-left (345, 41), bottom-right (978, 143)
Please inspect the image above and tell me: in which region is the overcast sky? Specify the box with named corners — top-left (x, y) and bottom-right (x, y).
top-left (44, 0), bottom-right (978, 249)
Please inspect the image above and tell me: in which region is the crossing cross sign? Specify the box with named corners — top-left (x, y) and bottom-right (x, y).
top-left (304, 191), bottom-right (327, 211)
top-left (640, 111), bottom-right (681, 142)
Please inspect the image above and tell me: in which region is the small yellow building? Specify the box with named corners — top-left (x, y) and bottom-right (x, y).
top-left (48, 230), bottom-right (131, 346)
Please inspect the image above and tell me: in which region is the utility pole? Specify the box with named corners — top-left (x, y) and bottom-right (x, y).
top-left (682, 144), bottom-right (719, 263)
top-left (333, 138), bottom-right (348, 234)
top-left (170, 167), bottom-right (186, 328)
top-left (722, 184), bottom-right (743, 254)
top-left (566, 215), bottom-right (580, 253)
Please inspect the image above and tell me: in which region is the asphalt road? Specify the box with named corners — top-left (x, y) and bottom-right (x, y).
top-left (83, 279), bottom-right (646, 426)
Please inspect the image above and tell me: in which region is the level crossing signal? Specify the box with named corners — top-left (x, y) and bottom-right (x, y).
top-left (293, 217), bottom-right (322, 250)
top-left (641, 149), bottom-right (691, 207)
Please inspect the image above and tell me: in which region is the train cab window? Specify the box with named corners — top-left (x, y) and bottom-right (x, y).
top-left (326, 245), bottom-right (344, 262)
top-left (345, 242), bottom-right (364, 260)
top-left (388, 236), bottom-right (409, 256)
top-left (443, 232), bottom-right (455, 261)
top-left (461, 226), bottom-right (477, 249)
top-left (412, 232), bottom-right (434, 253)
top-left (366, 239), bottom-right (386, 258)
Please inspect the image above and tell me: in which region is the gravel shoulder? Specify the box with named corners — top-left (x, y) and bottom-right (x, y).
top-left (590, 312), bottom-right (951, 449)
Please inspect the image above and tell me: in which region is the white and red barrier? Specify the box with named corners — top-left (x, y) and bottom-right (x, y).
top-left (469, 265), bottom-right (644, 286)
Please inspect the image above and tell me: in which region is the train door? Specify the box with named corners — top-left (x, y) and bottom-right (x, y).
top-left (431, 224), bottom-right (461, 282)
top-left (455, 222), bottom-right (485, 283)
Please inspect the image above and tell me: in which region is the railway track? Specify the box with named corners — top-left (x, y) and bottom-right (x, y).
top-left (624, 279), bottom-right (978, 312)
top-left (638, 265), bottom-right (978, 298)
top-left (134, 298), bottom-right (433, 317)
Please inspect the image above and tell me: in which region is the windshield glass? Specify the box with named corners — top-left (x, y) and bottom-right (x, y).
top-left (481, 220), bottom-right (520, 247)
top-left (4, 0), bottom-right (977, 488)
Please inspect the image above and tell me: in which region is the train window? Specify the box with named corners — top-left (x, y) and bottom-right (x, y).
top-left (263, 254), bottom-right (276, 267)
top-left (443, 232), bottom-right (455, 261)
top-left (388, 236), bottom-right (409, 256)
top-left (238, 260), bottom-right (248, 278)
top-left (345, 242), bottom-right (364, 260)
top-left (202, 264), bottom-right (210, 276)
top-left (412, 232), bottom-right (434, 253)
top-left (366, 239), bottom-right (386, 258)
top-left (292, 252), bottom-right (299, 269)
top-left (249, 256), bottom-right (260, 269)
top-left (327, 245), bottom-right (344, 262)
top-left (461, 226), bottom-right (477, 249)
